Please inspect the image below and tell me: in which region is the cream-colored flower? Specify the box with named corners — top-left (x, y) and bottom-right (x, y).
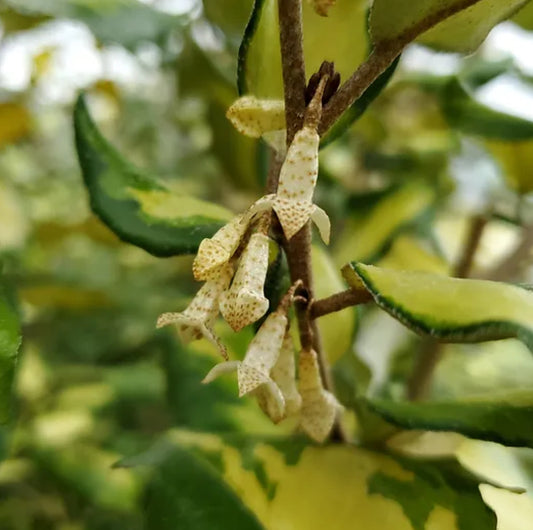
top-left (298, 348), bottom-right (340, 442)
top-left (219, 232), bottom-right (270, 331)
top-left (270, 331), bottom-right (302, 416)
top-left (226, 96), bottom-right (285, 138)
top-left (309, 0), bottom-right (336, 16)
top-left (203, 308), bottom-right (287, 395)
top-left (193, 213), bottom-right (248, 282)
top-left (156, 264), bottom-right (233, 359)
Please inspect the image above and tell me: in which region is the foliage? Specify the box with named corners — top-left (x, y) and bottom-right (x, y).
top-left (2, 0), bottom-right (533, 529)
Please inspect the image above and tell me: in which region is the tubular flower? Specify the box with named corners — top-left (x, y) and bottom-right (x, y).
top-left (156, 264), bottom-right (233, 359)
top-left (193, 213), bottom-right (248, 282)
top-left (219, 232), bottom-right (270, 331)
top-left (298, 348), bottom-right (340, 442)
top-left (235, 78), bottom-right (330, 243)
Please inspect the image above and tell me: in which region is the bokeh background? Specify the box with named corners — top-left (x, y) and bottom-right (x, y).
top-left (3, 1), bottom-right (533, 528)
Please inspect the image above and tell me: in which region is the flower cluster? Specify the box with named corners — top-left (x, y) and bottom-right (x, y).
top-left (157, 82), bottom-right (340, 442)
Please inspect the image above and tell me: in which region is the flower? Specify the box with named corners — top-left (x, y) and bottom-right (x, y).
top-left (298, 348), bottom-right (340, 442)
top-left (249, 122), bottom-right (330, 242)
top-left (192, 213), bottom-right (248, 282)
top-left (203, 286), bottom-right (300, 424)
top-left (229, 78), bottom-right (331, 244)
top-left (219, 232), bottom-right (270, 331)
top-left (156, 264), bottom-right (233, 359)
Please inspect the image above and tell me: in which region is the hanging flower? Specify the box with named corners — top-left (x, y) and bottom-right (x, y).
top-left (298, 348), bottom-right (340, 442)
top-left (156, 264), bottom-right (233, 359)
top-left (193, 213), bottom-right (248, 282)
top-left (219, 231), bottom-right (270, 331)
top-left (203, 285), bottom-right (299, 423)
top-left (228, 78), bottom-right (331, 244)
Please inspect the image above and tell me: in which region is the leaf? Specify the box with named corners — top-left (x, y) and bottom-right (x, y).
top-left (73, 94), bottom-right (232, 257)
top-left (125, 441), bottom-right (264, 530)
top-left (343, 263), bottom-right (533, 352)
top-left (335, 183), bottom-right (435, 266)
top-left (239, 0), bottom-right (397, 143)
top-left (487, 139), bottom-right (533, 194)
top-left (0, 281), bottom-right (21, 424)
top-left (439, 78), bottom-right (533, 140)
top-left (125, 430), bottom-right (497, 530)
top-left (370, 0), bottom-right (529, 54)
top-left (311, 245), bottom-right (356, 364)
top-left (363, 390), bottom-right (533, 448)
top-left (5, 0), bottom-right (180, 49)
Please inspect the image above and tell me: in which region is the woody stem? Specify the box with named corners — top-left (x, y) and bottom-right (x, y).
top-left (277, 0), bottom-right (347, 443)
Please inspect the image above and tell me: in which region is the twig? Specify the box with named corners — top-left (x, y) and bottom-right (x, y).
top-left (407, 213), bottom-right (487, 401)
top-left (310, 288), bottom-right (372, 319)
top-left (319, 0), bottom-right (485, 135)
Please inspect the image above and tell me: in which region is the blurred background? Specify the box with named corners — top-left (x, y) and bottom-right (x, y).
top-left (3, 1), bottom-right (533, 528)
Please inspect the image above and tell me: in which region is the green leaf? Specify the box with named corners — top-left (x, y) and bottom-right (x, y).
top-left (0, 281), bottom-right (21, 424)
top-left (440, 78), bottom-right (533, 140)
top-left (73, 94), bottom-right (232, 257)
top-left (125, 430), bottom-right (497, 530)
top-left (122, 440), bottom-right (264, 530)
top-left (239, 0), bottom-right (397, 143)
top-left (486, 139), bottom-right (533, 194)
top-left (363, 390), bottom-right (533, 448)
top-left (370, 0), bottom-right (530, 54)
top-left (335, 183), bottom-right (435, 266)
top-left (342, 264), bottom-right (533, 351)
top-left (5, 0), bottom-right (181, 49)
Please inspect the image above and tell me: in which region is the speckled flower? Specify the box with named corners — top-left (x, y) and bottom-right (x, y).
top-left (192, 213), bottom-right (248, 282)
top-left (226, 96), bottom-right (285, 138)
top-left (203, 288), bottom-right (299, 423)
top-left (156, 264), bottom-right (233, 359)
top-left (219, 232), bottom-right (270, 331)
top-left (298, 348), bottom-right (340, 442)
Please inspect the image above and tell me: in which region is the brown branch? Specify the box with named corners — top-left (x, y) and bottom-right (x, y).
top-left (319, 0), bottom-right (485, 135)
top-left (278, 0), bottom-right (307, 146)
top-left (454, 214), bottom-right (488, 279)
top-left (311, 288), bottom-right (372, 319)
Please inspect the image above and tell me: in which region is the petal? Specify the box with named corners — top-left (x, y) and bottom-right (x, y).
top-left (219, 232), bottom-right (270, 331)
top-left (254, 380), bottom-right (286, 424)
top-left (220, 290), bottom-right (270, 332)
top-left (245, 194), bottom-right (275, 223)
top-left (277, 127), bottom-right (319, 203)
top-left (202, 360), bottom-right (240, 384)
top-left (237, 363), bottom-right (271, 396)
top-left (272, 197), bottom-right (315, 241)
top-left (271, 331), bottom-right (301, 416)
top-left (310, 205), bottom-right (331, 245)
top-left (193, 214), bottom-right (247, 281)
top-left (298, 349), bottom-right (340, 442)
top-left (242, 310), bottom-right (288, 374)
top-left (226, 96), bottom-right (285, 137)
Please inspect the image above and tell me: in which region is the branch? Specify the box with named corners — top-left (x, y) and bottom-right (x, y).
top-left (319, 0), bottom-right (485, 135)
top-left (311, 288), bottom-right (372, 319)
top-left (278, 0), bottom-right (307, 146)
top-left (454, 214), bottom-right (488, 279)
